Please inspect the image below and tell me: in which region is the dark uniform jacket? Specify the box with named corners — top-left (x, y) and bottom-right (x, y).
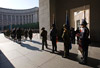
top-left (80, 27), bottom-right (89, 50)
top-left (50, 28), bottom-right (57, 40)
top-left (80, 27), bottom-right (89, 42)
top-left (29, 30), bottom-right (32, 38)
top-left (62, 30), bottom-right (70, 45)
top-left (41, 30), bottom-right (47, 40)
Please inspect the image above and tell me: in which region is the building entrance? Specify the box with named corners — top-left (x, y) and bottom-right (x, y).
top-left (70, 5), bottom-right (90, 31)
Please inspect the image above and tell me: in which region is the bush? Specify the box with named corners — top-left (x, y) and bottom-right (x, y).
top-left (12, 22), bottom-right (39, 29)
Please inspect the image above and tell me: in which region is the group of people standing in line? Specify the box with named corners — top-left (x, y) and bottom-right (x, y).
top-left (11, 28), bottom-right (33, 44)
top-left (5, 19), bottom-right (90, 65)
top-left (41, 19), bottom-right (90, 65)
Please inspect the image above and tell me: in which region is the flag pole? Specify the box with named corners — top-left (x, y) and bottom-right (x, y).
top-left (66, 10), bottom-right (68, 22)
top-left (84, 5), bottom-right (86, 20)
top-left (66, 10), bottom-right (70, 29)
top-left (53, 14), bottom-right (55, 24)
top-left (83, 0), bottom-right (86, 19)
top-left (66, 10), bottom-right (68, 23)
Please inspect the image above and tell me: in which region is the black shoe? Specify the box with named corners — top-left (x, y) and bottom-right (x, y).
top-left (55, 50), bottom-right (57, 52)
top-left (51, 51), bottom-right (54, 53)
top-left (79, 61), bottom-right (87, 65)
top-left (42, 48), bottom-right (44, 50)
top-left (62, 56), bottom-right (68, 58)
top-left (46, 47), bottom-right (48, 49)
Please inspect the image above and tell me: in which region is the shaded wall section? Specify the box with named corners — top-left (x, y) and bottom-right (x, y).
top-left (39, 0), bottom-right (100, 43)
top-left (50, 0), bottom-right (56, 28)
top-left (55, 0), bottom-right (100, 43)
top-left (90, 0), bottom-right (100, 42)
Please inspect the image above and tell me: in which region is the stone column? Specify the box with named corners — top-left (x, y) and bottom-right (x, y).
top-left (18, 15), bottom-right (20, 24)
top-left (28, 14), bottom-right (30, 23)
top-left (25, 15), bottom-right (27, 24)
top-left (15, 15), bottom-right (16, 25)
top-left (22, 15), bottom-right (23, 24)
top-left (10, 15), bottom-right (12, 30)
top-left (39, 0), bottom-right (51, 39)
top-left (32, 14), bottom-right (33, 23)
top-left (35, 12), bottom-right (38, 23)
top-left (6, 15), bottom-right (8, 26)
top-left (1, 14), bottom-right (3, 31)
top-left (24, 15), bottom-right (26, 24)
top-left (31, 14), bottom-right (32, 23)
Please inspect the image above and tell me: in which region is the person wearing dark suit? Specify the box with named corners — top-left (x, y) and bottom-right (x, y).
top-left (24, 29), bottom-right (28, 40)
top-left (79, 19), bottom-right (90, 64)
top-left (41, 27), bottom-right (48, 50)
top-left (62, 24), bottom-right (70, 58)
top-left (29, 29), bottom-right (33, 41)
top-left (50, 24), bottom-right (57, 53)
top-left (16, 28), bottom-right (22, 44)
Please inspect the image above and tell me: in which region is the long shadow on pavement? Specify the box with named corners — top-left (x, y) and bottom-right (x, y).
top-left (21, 43), bottom-right (42, 51)
top-left (0, 50), bottom-right (15, 68)
top-left (56, 51), bottom-right (100, 68)
top-left (27, 40), bottom-right (42, 45)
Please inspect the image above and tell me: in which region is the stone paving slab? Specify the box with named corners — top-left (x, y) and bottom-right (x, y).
top-left (0, 33), bottom-right (100, 68)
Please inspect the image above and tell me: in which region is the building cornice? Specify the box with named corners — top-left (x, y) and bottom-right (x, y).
top-left (0, 7), bottom-right (39, 14)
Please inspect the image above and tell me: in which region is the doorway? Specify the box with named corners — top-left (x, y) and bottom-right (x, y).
top-left (70, 5), bottom-right (90, 31)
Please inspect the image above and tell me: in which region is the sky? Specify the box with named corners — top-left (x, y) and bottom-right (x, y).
top-left (0, 0), bottom-right (39, 9)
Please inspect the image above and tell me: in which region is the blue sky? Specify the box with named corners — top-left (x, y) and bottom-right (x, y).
top-left (0, 0), bottom-right (39, 9)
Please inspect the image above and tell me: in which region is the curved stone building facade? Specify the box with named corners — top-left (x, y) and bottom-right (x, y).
top-left (0, 7), bottom-right (39, 31)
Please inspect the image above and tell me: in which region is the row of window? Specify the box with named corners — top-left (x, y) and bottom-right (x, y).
top-left (0, 14), bottom-right (37, 25)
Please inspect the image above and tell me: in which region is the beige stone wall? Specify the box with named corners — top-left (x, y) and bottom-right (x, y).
top-left (70, 5), bottom-right (90, 30)
top-left (39, 0), bottom-right (50, 38)
top-left (74, 9), bottom-right (90, 30)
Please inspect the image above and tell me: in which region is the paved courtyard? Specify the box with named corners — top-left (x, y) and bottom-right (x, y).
top-left (0, 33), bottom-right (100, 68)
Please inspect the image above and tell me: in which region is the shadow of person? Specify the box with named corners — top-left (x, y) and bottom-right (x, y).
top-left (21, 43), bottom-right (42, 51)
top-left (27, 40), bottom-right (42, 45)
top-left (55, 50), bottom-right (100, 68)
top-left (87, 57), bottom-right (100, 68)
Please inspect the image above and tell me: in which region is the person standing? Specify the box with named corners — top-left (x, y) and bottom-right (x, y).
top-left (76, 27), bottom-right (80, 44)
top-left (11, 28), bottom-right (16, 40)
top-left (50, 24), bottom-right (57, 53)
top-left (13, 28), bottom-right (17, 41)
top-left (62, 24), bottom-right (71, 58)
top-left (41, 27), bottom-right (48, 50)
top-left (16, 28), bottom-right (22, 44)
top-left (29, 29), bottom-right (33, 41)
top-left (79, 19), bottom-right (90, 64)
top-left (70, 27), bottom-right (75, 44)
top-left (24, 29), bottom-right (28, 40)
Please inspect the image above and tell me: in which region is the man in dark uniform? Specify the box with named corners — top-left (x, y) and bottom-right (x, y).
top-left (16, 28), bottom-right (22, 44)
top-left (62, 24), bottom-right (70, 58)
top-left (76, 27), bottom-right (80, 44)
top-left (24, 29), bottom-right (28, 40)
top-left (70, 27), bottom-right (75, 44)
top-left (13, 28), bottom-right (17, 41)
top-left (50, 24), bottom-right (57, 53)
top-left (40, 27), bottom-right (48, 50)
top-left (11, 28), bottom-right (16, 40)
top-left (80, 19), bottom-right (90, 64)
top-left (29, 29), bottom-right (33, 41)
